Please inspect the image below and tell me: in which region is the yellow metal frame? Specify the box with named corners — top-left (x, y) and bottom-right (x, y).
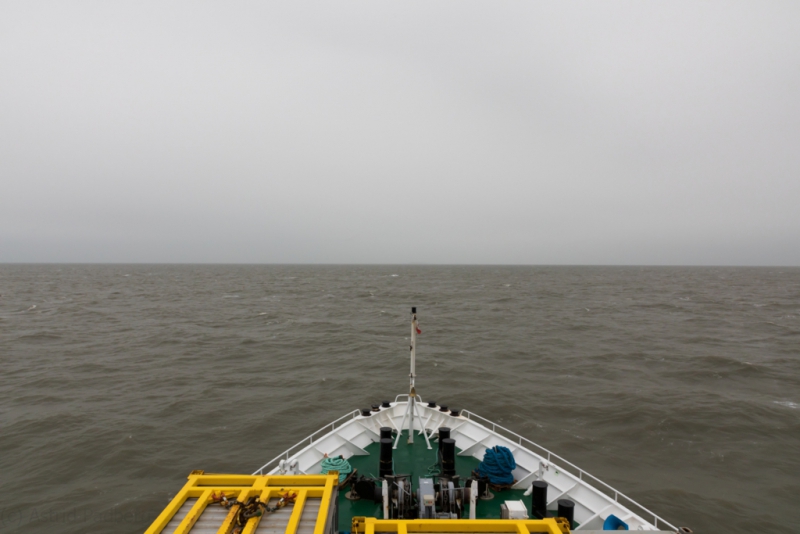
top-left (144, 473), bottom-right (338, 534)
top-left (351, 517), bottom-right (570, 534)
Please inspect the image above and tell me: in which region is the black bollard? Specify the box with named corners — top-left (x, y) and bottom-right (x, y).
top-left (438, 427), bottom-right (451, 455)
top-left (531, 481), bottom-right (548, 519)
top-left (379, 438), bottom-right (393, 478)
top-left (441, 438), bottom-right (456, 477)
top-left (380, 427), bottom-right (392, 440)
top-left (557, 499), bottom-right (575, 529)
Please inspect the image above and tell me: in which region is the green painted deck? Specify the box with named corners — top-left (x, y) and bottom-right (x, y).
top-left (336, 437), bottom-right (534, 531)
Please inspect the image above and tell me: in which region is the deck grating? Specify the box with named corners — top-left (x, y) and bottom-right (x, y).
top-left (255, 498), bottom-right (295, 534)
top-left (162, 498), bottom-right (231, 534)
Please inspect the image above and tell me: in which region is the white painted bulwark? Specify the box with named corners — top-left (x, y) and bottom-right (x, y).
top-left (253, 397), bottom-right (677, 532)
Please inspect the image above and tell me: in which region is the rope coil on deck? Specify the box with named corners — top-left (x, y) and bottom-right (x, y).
top-left (476, 446), bottom-right (516, 485)
top-left (320, 456), bottom-right (353, 483)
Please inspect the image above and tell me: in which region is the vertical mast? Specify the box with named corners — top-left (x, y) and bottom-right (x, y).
top-left (408, 306), bottom-right (417, 443)
top-left (394, 306), bottom-right (432, 450)
top-left (410, 306), bottom-right (417, 392)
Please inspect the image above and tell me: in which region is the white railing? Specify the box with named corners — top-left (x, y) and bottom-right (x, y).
top-left (250, 401), bottom-right (677, 532)
top-left (460, 409), bottom-right (677, 532)
top-left (394, 394), bottom-right (424, 402)
top-left (252, 409), bottom-right (361, 475)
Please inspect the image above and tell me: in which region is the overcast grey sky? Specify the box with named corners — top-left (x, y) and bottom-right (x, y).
top-left (1, 2), bottom-right (798, 265)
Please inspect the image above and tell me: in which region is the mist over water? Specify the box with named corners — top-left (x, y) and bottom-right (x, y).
top-left (1, 265), bottom-right (799, 534)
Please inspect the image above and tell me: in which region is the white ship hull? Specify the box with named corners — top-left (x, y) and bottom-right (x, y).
top-left (254, 396), bottom-right (677, 532)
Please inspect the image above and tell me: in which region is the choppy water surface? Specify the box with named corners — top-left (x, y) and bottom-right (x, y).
top-left (1, 265), bottom-right (799, 533)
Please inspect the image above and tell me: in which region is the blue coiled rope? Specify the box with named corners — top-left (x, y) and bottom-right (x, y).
top-left (320, 456), bottom-right (352, 483)
top-left (476, 446), bottom-right (516, 485)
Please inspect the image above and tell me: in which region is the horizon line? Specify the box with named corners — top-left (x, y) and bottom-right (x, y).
top-left (1, 262), bottom-right (798, 268)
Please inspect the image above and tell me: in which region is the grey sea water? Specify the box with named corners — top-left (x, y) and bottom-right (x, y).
top-left (1, 265), bottom-right (799, 534)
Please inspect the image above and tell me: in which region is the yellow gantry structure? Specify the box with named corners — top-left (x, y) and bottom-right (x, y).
top-left (351, 517), bottom-right (570, 534)
top-left (145, 473), bottom-right (569, 534)
top-left (145, 472), bottom-right (339, 534)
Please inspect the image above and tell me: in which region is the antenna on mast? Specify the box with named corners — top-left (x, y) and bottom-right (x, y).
top-left (395, 306), bottom-right (432, 449)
